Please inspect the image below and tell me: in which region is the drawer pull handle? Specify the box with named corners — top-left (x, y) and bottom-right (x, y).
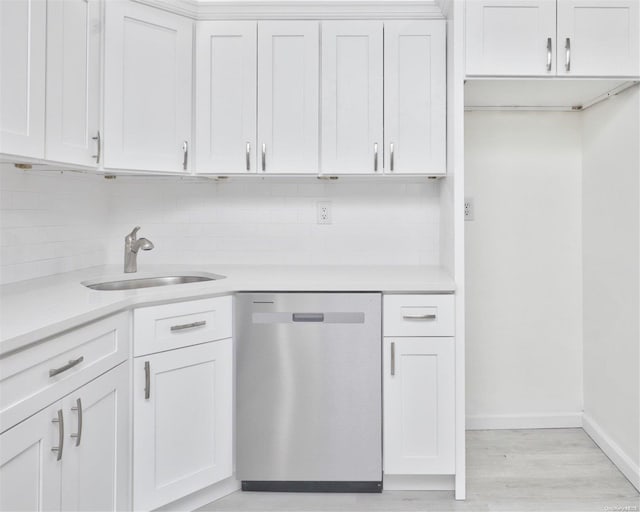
top-left (402, 313), bottom-right (437, 320)
top-left (390, 342), bottom-right (396, 376)
top-left (144, 361), bottom-right (151, 400)
top-left (70, 398), bottom-right (83, 447)
top-left (170, 320), bottom-right (207, 332)
top-left (49, 356), bottom-right (84, 378)
top-left (51, 409), bottom-right (64, 461)
top-left (292, 313), bottom-right (324, 322)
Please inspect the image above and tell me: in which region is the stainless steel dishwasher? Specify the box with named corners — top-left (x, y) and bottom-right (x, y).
top-left (236, 292), bottom-right (382, 492)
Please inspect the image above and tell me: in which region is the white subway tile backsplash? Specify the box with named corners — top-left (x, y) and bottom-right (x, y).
top-left (1, 163), bottom-right (441, 284)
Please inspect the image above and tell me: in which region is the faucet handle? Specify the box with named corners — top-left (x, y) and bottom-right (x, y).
top-left (127, 226), bottom-right (141, 239)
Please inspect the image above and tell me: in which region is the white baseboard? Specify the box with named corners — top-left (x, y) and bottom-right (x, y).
top-left (154, 477), bottom-right (240, 511)
top-left (466, 412), bottom-right (583, 430)
top-left (582, 413), bottom-right (640, 492)
top-left (383, 475), bottom-right (454, 491)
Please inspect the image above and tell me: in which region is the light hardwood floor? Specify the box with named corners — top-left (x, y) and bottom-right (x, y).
top-left (201, 429), bottom-right (640, 512)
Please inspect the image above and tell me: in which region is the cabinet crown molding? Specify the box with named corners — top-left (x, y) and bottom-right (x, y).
top-left (134, 0), bottom-right (445, 20)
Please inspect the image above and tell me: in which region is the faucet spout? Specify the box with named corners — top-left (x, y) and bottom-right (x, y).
top-left (124, 226), bottom-right (154, 273)
top-left (135, 238), bottom-right (154, 252)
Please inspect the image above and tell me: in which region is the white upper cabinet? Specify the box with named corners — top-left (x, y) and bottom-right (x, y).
top-left (466, 0), bottom-right (639, 77)
top-left (465, 1), bottom-right (556, 76)
top-left (385, 21), bottom-right (446, 174)
top-left (195, 22), bottom-right (257, 174)
top-left (321, 20), bottom-right (446, 175)
top-left (321, 21), bottom-right (383, 174)
top-left (46, 0), bottom-right (102, 167)
top-left (557, 1), bottom-right (639, 77)
top-left (0, 0), bottom-right (46, 158)
top-left (257, 21), bottom-right (319, 174)
top-left (104, 0), bottom-right (193, 172)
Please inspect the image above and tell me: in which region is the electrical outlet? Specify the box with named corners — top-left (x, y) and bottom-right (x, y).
top-left (464, 198), bottom-right (474, 221)
top-left (317, 201), bottom-right (332, 225)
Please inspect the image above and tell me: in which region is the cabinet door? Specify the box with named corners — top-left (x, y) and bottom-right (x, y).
top-left (0, 0), bottom-right (46, 158)
top-left (465, 1), bottom-right (557, 76)
top-left (321, 21), bottom-right (383, 175)
top-left (557, 0), bottom-right (639, 77)
top-left (195, 21), bottom-right (257, 174)
top-left (133, 340), bottom-right (233, 510)
top-left (60, 362), bottom-right (129, 512)
top-left (104, 0), bottom-right (193, 172)
top-left (0, 404), bottom-right (61, 511)
top-left (46, 0), bottom-right (102, 167)
top-left (257, 21), bottom-right (319, 173)
top-left (383, 337), bottom-right (455, 475)
top-left (384, 21), bottom-right (446, 175)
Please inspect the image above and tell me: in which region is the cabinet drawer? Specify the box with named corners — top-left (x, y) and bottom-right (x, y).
top-left (383, 295), bottom-right (454, 337)
top-left (133, 296), bottom-right (232, 356)
top-left (0, 312), bottom-right (129, 433)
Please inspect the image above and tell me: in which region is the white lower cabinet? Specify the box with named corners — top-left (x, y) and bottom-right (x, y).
top-left (0, 361), bottom-right (130, 512)
top-left (0, 403), bottom-right (60, 511)
top-left (383, 338), bottom-right (455, 475)
top-left (59, 362), bottom-right (130, 511)
top-left (382, 294), bottom-right (456, 480)
top-left (133, 339), bottom-right (233, 510)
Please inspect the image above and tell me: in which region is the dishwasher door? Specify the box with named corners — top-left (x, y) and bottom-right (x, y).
top-left (236, 292), bottom-right (382, 492)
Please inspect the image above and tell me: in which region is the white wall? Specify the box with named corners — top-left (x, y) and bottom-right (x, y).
top-left (0, 164), bottom-right (110, 284)
top-left (101, 179), bottom-right (441, 267)
top-left (0, 169), bottom-right (441, 283)
top-left (582, 87), bottom-right (639, 489)
top-left (464, 111), bottom-right (584, 428)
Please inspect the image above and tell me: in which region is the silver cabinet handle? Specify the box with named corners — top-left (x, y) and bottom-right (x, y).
top-left (246, 142), bottom-right (251, 171)
top-left (292, 313), bottom-right (325, 322)
top-left (92, 131), bottom-right (101, 164)
top-left (374, 142), bottom-right (378, 172)
top-left (390, 342), bottom-right (396, 376)
top-left (170, 320), bottom-right (206, 331)
top-left (261, 143), bottom-right (266, 172)
top-left (51, 409), bottom-right (64, 461)
top-left (182, 141), bottom-right (189, 170)
top-left (546, 37), bottom-right (552, 71)
top-left (49, 356), bottom-right (84, 378)
top-left (565, 38), bottom-right (571, 72)
top-left (402, 313), bottom-right (437, 320)
top-left (144, 361), bottom-right (150, 400)
top-left (70, 398), bottom-right (82, 447)
top-left (390, 142), bottom-right (394, 172)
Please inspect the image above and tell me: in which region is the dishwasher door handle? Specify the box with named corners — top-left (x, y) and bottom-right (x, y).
top-left (292, 313), bottom-right (325, 322)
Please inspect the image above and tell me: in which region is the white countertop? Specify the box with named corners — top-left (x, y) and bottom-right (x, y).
top-left (0, 264), bottom-right (455, 355)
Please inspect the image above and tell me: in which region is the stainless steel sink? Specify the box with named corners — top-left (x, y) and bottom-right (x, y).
top-left (83, 272), bottom-right (225, 291)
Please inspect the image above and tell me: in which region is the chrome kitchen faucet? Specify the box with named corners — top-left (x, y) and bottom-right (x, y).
top-left (124, 226), bottom-right (154, 273)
